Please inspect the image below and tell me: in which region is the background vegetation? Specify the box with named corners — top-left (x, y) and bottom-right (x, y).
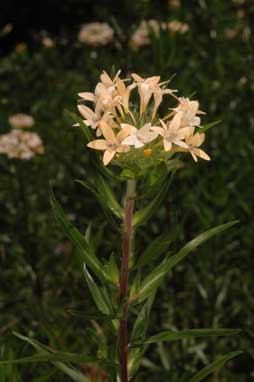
top-left (0, 0), bottom-right (253, 381)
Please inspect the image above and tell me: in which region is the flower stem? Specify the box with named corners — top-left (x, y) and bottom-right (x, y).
top-left (119, 179), bottom-right (136, 382)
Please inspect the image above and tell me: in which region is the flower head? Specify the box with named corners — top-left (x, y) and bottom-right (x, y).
top-left (8, 113), bottom-right (35, 129)
top-left (0, 129), bottom-right (44, 160)
top-left (77, 70), bottom-right (211, 168)
top-left (78, 22), bottom-right (114, 46)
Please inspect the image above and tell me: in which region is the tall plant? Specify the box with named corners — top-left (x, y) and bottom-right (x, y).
top-left (0, 70), bottom-right (242, 381)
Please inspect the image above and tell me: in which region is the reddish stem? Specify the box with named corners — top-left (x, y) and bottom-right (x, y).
top-left (119, 180), bottom-right (135, 382)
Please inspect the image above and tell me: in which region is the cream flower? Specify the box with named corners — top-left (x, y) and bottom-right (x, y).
top-left (78, 22), bottom-right (114, 46)
top-left (87, 121), bottom-right (131, 165)
top-left (121, 123), bottom-right (158, 148)
top-left (152, 112), bottom-right (189, 151)
top-left (185, 133), bottom-right (210, 162)
top-left (0, 129), bottom-right (44, 159)
top-left (174, 97), bottom-right (204, 128)
top-left (77, 105), bottom-right (115, 136)
top-left (130, 20), bottom-right (161, 50)
top-left (168, 20), bottom-right (189, 34)
top-left (8, 113), bottom-right (34, 129)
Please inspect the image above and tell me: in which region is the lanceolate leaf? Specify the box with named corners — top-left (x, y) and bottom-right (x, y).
top-left (83, 264), bottom-right (112, 315)
top-left (197, 120), bottom-right (222, 133)
top-left (188, 351), bottom-right (243, 382)
top-left (12, 332), bottom-right (90, 382)
top-left (77, 177), bottom-right (124, 220)
top-left (136, 232), bottom-right (174, 268)
top-left (135, 221), bottom-right (239, 302)
top-left (139, 328), bottom-right (241, 345)
top-left (50, 188), bottom-right (111, 285)
top-left (0, 352), bottom-right (115, 366)
top-left (64, 110), bottom-right (93, 142)
top-left (132, 180), bottom-right (169, 228)
top-left (67, 309), bottom-right (118, 320)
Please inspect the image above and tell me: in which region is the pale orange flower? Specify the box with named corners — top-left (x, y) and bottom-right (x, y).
top-left (152, 113), bottom-right (189, 151)
top-left (87, 122), bottom-right (131, 165)
top-left (185, 133), bottom-right (210, 162)
top-left (78, 22), bottom-right (114, 46)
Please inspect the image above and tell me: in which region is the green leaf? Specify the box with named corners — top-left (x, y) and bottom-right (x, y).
top-left (188, 351), bottom-right (243, 382)
top-left (0, 352), bottom-right (114, 366)
top-left (64, 109), bottom-right (93, 142)
top-left (197, 120), bottom-right (222, 133)
top-left (139, 328), bottom-right (241, 345)
top-left (67, 308), bottom-right (118, 320)
top-left (77, 176), bottom-right (124, 220)
top-left (135, 221), bottom-right (239, 302)
top-left (50, 188), bottom-right (111, 285)
top-left (136, 232), bottom-right (174, 268)
top-left (12, 332), bottom-right (90, 382)
top-left (132, 180), bottom-right (169, 228)
top-left (83, 264), bottom-right (112, 315)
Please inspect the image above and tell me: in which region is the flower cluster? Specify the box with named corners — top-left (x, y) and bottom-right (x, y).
top-left (0, 115), bottom-right (44, 160)
top-left (78, 22), bottom-right (114, 46)
top-left (130, 19), bottom-right (189, 50)
top-left (9, 113), bottom-right (35, 129)
top-left (77, 71), bottom-right (210, 166)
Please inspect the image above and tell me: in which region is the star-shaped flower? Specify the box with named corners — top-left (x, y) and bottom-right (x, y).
top-left (152, 112), bottom-right (189, 151)
top-left (87, 121), bottom-right (131, 165)
top-left (185, 132), bottom-right (210, 162)
top-left (121, 123), bottom-right (158, 148)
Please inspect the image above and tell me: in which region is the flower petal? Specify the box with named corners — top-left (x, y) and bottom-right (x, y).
top-left (103, 149), bottom-right (115, 165)
top-left (163, 139), bottom-right (172, 151)
top-left (78, 105), bottom-right (95, 119)
top-left (87, 139), bottom-right (108, 150)
top-left (100, 121), bottom-right (117, 143)
top-left (78, 92), bottom-right (95, 102)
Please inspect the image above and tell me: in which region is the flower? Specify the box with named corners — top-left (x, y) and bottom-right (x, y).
top-left (185, 133), bottom-right (210, 162)
top-left (130, 20), bottom-right (161, 50)
top-left (152, 113), bottom-right (189, 151)
top-left (42, 36), bottom-right (54, 48)
top-left (8, 113), bottom-right (35, 129)
top-left (174, 97), bottom-right (204, 128)
top-left (87, 121), bottom-right (131, 165)
top-left (121, 123), bottom-right (158, 148)
top-left (78, 22), bottom-right (114, 46)
top-left (168, 20), bottom-right (189, 34)
top-left (0, 129), bottom-right (44, 160)
top-left (132, 73), bottom-right (176, 116)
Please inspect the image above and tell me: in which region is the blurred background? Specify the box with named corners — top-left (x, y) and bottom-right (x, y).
top-left (0, 0), bottom-right (253, 381)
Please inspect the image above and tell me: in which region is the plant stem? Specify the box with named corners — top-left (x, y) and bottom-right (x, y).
top-left (119, 179), bottom-right (136, 382)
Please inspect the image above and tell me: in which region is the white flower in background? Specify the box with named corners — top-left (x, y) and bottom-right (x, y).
top-left (152, 113), bottom-right (189, 151)
top-left (168, 20), bottom-right (189, 34)
top-left (185, 133), bottom-right (210, 162)
top-left (87, 121), bottom-right (130, 165)
top-left (174, 97), bottom-right (204, 128)
top-left (0, 129), bottom-right (44, 160)
top-left (121, 123), bottom-right (158, 148)
top-left (8, 113), bottom-right (35, 129)
top-left (42, 36), bottom-right (54, 48)
top-left (130, 20), bottom-right (163, 50)
top-left (78, 22), bottom-right (114, 46)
